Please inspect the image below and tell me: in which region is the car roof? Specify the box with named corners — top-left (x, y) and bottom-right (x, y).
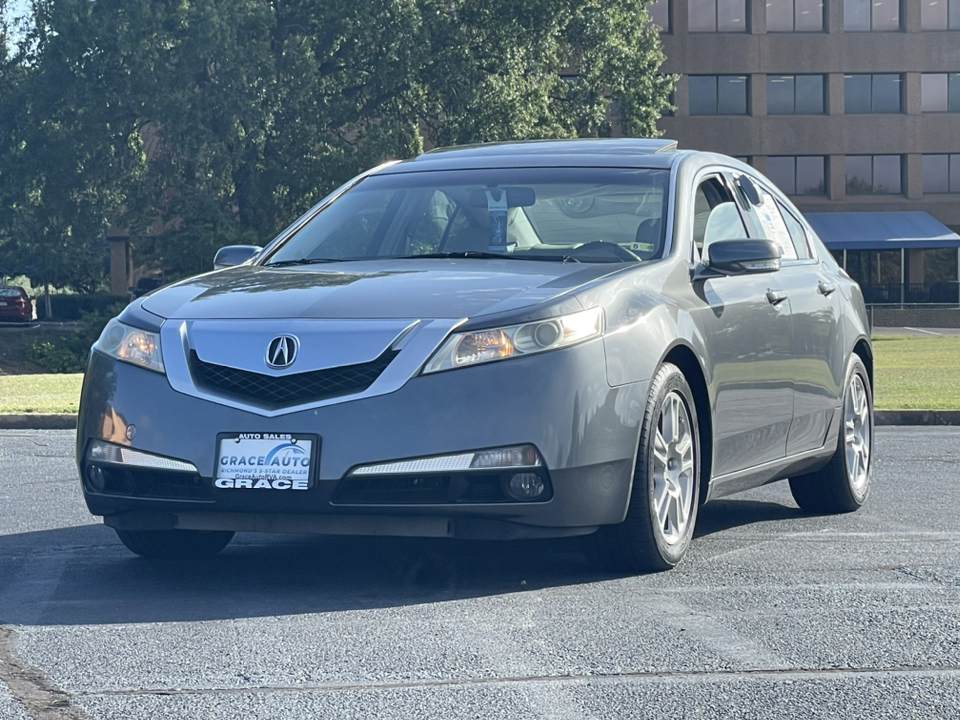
top-left (379, 138), bottom-right (684, 173)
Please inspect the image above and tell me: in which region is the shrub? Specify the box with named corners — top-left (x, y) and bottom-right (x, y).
top-left (28, 299), bottom-right (128, 373)
top-left (36, 294), bottom-right (129, 321)
top-left (27, 341), bottom-right (86, 373)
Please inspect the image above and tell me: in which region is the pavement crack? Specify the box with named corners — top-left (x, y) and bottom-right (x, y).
top-left (0, 626), bottom-right (90, 720)
top-left (74, 664), bottom-right (960, 699)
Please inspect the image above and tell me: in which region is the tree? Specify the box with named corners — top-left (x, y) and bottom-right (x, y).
top-left (1, 0), bottom-right (675, 284)
top-left (0, 0), bottom-right (147, 312)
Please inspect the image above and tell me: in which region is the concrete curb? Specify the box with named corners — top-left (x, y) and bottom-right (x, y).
top-left (0, 410), bottom-right (959, 431)
top-left (874, 410), bottom-right (960, 426)
top-left (0, 414), bottom-right (77, 430)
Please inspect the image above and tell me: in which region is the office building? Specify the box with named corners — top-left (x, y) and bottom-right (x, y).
top-left (650, 0), bottom-right (960, 304)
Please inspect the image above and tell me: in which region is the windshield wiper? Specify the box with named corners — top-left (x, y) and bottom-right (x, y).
top-left (404, 251), bottom-right (581, 263)
top-left (263, 258), bottom-right (347, 267)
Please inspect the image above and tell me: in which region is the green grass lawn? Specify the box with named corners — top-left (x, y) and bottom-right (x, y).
top-left (0, 373), bottom-right (83, 414)
top-left (873, 335), bottom-right (960, 410)
top-left (0, 335), bottom-right (957, 414)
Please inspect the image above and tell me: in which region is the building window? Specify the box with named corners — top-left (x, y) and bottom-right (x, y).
top-left (921, 74), bottom-right (960, 112)
top-left (767, 75), bottom-right (825, 114)
top-left (844, 0), bottom-right (901, 31)
top-left (689, 75), bottom-right (749, 115)
top-left (766, 0), bottom-right (824, 32)
top-left (844, 74), bottom-right (902, 113)
top-left (922, 0), bottom-right (960, 30)
top-left (846, 155), bottom-right (902, 195)
top-left (766, 156), bottom-right (826, 195)
top-left (649, 0), bottom-right (670, 31)
top-left (688, 0), bottom-right (747, 32)
top-left (922, 155), bottom-right (960, 193)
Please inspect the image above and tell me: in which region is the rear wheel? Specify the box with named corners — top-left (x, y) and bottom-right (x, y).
top-left (593, 362), bottom-right (701, 573)
top-left (115, 529), bottom-right (235, 559)
top-left (789, 355), bottom-right (873, 513)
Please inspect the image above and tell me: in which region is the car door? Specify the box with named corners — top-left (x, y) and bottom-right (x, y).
top-left (689, 173), bottom-right (794, 478)
top-left (734, 174), bottom-right (843, 456)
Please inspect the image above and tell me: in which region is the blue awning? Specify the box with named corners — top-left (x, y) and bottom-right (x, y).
top-left (805, 212), bottom-right (960, 251)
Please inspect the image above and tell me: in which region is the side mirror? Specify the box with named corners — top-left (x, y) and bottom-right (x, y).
top-left (696, 239), bottom-right (781, 279)
top-left (213, 245), bottom-right (263, 270)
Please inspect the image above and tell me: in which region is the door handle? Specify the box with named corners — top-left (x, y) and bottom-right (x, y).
top-left (818, 280), bottom-right (836, 296)
top-left (766, 289), bottom-right (788, 306)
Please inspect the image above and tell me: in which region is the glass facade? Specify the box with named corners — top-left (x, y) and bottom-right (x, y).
top-left (689, 75), bottom-right (749, 115)
top-left (844, 0), bottom-right (901, 31)
top-left (767, 75), bottom-right (825, 114)
top-left (766, 156), bottom-right (826, 196)
top-left (844, 74), bottom-right (902, 113)
top-left (922, 155), bottom-right (960, 193)
top-left (846, 155), bottom-right (902, 195)
top-left (921, 73), bottom-right (960, 112)
top-left (766, 0), bottom-right (824, 32)
top-left (649, 0), bottom-right (670, 31)
top-left (922, 0), bottom-right (960, 30)
top-left (688, 0), bottom-right (747, 32)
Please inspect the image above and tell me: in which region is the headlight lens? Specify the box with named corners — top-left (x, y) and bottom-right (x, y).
top-left (423, 307), bottom-right (603, 374)
top-left (93, 319), bottom-right (165, 373)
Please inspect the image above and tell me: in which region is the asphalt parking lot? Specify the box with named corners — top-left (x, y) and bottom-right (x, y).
top-left (0, 428), bottom-right (958, 719)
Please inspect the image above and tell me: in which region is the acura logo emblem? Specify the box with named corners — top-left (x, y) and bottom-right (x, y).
top-left (266, 335), bottom-right (299, 369)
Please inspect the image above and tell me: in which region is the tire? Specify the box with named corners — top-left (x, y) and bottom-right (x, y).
top-left (593, 362), bottom-right (701, 573)
top-left (115, 529), bottom-right (235, 559)
top-left (789, 355), bottom-right (873, 514)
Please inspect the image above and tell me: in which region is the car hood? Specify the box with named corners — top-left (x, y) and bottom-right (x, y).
top-left (141, 259), bottom-right (627, 320)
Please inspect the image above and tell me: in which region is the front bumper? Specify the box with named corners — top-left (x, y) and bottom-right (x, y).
top-left (77, 340), bottom-right (649, 539)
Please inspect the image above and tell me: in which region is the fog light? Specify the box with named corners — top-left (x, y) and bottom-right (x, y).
top-left (507, 472), bottom-right (545, 500)
top-left (86, 440), bottom-right (198, 473)
top-left (351, 444), bottom-right (542, 476)
top-left (86, 465), bottom-right (106, 492)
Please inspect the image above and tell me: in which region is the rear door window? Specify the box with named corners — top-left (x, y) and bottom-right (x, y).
top-left (733, 175), bottom-right (799, 261)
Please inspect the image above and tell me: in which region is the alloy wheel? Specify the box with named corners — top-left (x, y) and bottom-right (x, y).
top-left (652, 391), bottom-right (696, 546)
top-left (844, 373), bottom-right (871, 492)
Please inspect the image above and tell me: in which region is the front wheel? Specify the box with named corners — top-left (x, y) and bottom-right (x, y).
top-left (115, 529), bottom-right (235, 559)
top-left (789, 355), bottom-right (873, 513)
top-left (593, 362), bottom-right (701, 573)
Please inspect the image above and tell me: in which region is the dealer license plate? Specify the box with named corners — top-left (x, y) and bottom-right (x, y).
top-left (215, 433), bottom-right (315, 490)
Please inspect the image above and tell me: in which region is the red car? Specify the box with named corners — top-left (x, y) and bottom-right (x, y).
top-left (0, 286), bottom-right (33, 322)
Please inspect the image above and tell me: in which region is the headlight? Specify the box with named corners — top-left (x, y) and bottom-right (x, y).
top-left (93, 318), bottom-right (165, 373)
top-left (423, 307), bottom-right (603, 374)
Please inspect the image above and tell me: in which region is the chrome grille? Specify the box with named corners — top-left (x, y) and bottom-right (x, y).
top-left (189, 349), bottom-right (398, 408)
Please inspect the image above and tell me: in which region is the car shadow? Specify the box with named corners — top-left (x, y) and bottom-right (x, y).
top-left (0, 524), bottom-right (612, 627)
top-left (694, 498), bottom-right (804, 538)
top-left (0, 497), bottom-right (804, 627)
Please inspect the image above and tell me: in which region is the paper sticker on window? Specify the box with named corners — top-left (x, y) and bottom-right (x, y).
top-left (754, 188), bottom-right (798, 260)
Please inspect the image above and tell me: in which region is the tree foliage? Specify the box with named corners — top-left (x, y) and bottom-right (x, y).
top-left (0, 0), bottom-right (674, 286)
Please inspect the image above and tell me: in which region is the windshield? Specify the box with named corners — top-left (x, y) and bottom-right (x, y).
top-left (263, 167), bottom-right (670, 265)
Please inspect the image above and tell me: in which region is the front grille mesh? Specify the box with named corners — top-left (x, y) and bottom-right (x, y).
top-left (189, 349), bottom-right (398, 408)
